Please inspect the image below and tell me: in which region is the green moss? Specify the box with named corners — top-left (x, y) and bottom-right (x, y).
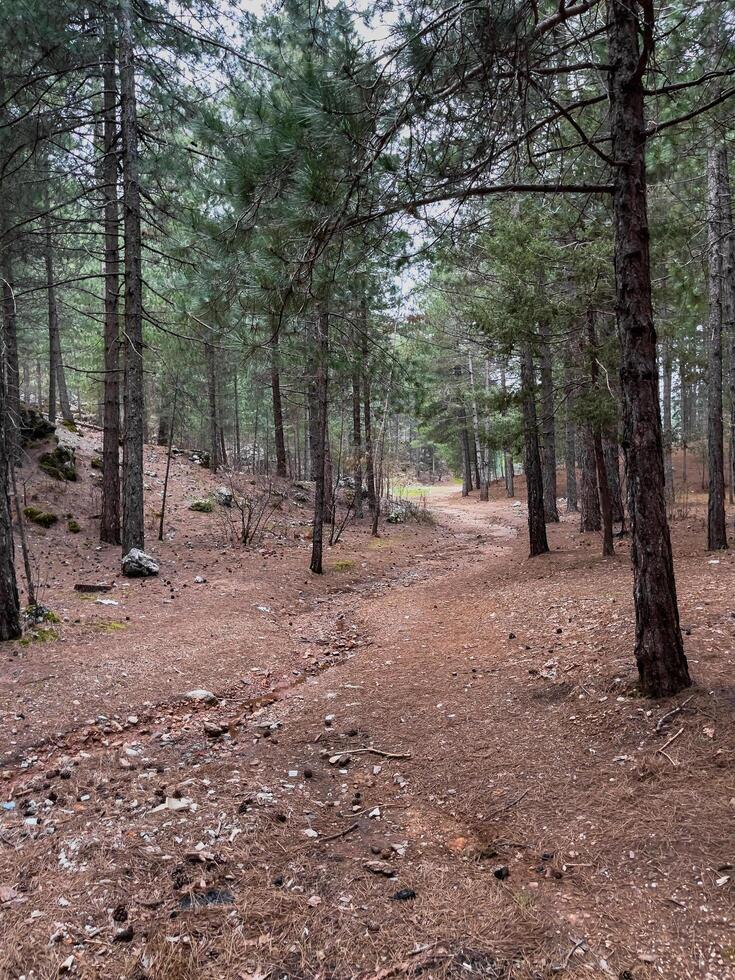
top-left (24, 506), bottom-right (58, 528)
top-left (332, 559), bottom-right (355, 572)
top-left (94, 620), bottom-right (127, 633)
top-left (39, 445), bottom-right (76, 481)
top-left (29, 627), bottom-right (59, 643)
top-left (68, 519), bottom-right (81, 533)
top-left (90, 456), bottom-right (103, 470)
top-left (60, 418), bottom-right (78, 432)
top-left (189, 498), bottom-right (214, 513)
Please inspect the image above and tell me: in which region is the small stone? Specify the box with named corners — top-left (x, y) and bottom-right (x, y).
top-left (493, 866), bottom-right (510, 880)
top-left (121, 549), bottom-right (159, 578)
top-left (113, 924), bottom-right (134, 943)
top-left (185, 689), bottom-right (217, 705)
top-left (392, 888), bottom-right (416, 901)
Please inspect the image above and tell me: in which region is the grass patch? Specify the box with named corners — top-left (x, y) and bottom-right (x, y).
top-left (94, 620), bottom-right (127, 634)
top-left (331, 559), bottom-right (356, 572)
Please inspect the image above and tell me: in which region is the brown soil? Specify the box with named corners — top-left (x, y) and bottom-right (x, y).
top-left (0, 430), bottom-right (733, 980)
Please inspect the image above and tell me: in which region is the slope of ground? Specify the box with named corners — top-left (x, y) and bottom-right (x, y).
top-left (0, 434), bottom-right (733, 980)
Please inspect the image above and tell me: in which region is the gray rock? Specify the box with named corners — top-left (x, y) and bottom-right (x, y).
top-left (185, 689), bottom-right (218, 704)
top-left (215, 485), bottom-right (234, 507)
top-left (121, 549), bottom-right (160, 578)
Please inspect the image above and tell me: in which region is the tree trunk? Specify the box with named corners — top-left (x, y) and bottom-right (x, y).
top-left (467, 353), bottom-right (488, 499)
top-left (564, 357), bottom-right (578, 512)
top-left (352, 313), bottom-right (363, 517)
top-left (662, 335), bottom-right (674, 501)
top-left (579, 424), bottom-right (601, 531)
top-left (723, 155), bottom-right (735, 509)
top-left (587, 310), bottom-right (614, 556)
top-left (362, 324), bottom-right (377, 513)
top-left (520, 344), bottom-right (549, 556)
top-left (119, 0), bottom-right (145, 554)
top-left (0, 328), bottom-right (21, 639)
top-left (205, 340), bottom-right (219, 473)
top-left (539, 319), bottom-right (559, 521)
top-left (270, 318), bottom-right (287, 478)
top-left (500, 358), bottom-right (514, 496)
top-left (706, 144), bottom-right (727, 550)
top-left (1, 248), bottom-right (20, 459)
top-left (44, 211), bottom-right (72, 423)
top-left (604, 436), bottom-right (625, 523)
top-left (234, 369), bottom-right (241, 468)
top-left (100, 15), bottom-right (121, 546)
top-left (310, 303), bottom-right (329, 574)
top-left (607, 0), bottom-right (690, 696)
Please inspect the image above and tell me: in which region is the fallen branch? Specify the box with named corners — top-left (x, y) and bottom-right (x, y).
top-left (350, 747), bottom-right (412, 759)
top-left (321, 822), bottom-right (359, 843)
top-left (656, 695), bottom-right (694, 733)
top-left (551, 937), bottom-right (587, 972)
top-left (656, 727), bottom-right (683, 766)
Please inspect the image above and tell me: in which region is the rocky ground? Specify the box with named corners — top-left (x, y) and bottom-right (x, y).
top-left (0, 428), bottom-right (733, 979)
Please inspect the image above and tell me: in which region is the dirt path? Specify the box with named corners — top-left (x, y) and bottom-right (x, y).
top-left (1, 485), bottom-right (733, 980)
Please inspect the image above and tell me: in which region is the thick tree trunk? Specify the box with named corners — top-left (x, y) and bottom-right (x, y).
top-left (539, 319), bottom-right (559, 521)
top-left (706, 144), bottom-right (727, 550)
top-left (579, 424), bottom-right (601, 532)
top-left (100, 17), bottom-right (121, 545)
top-left (520, 344), bottom-right (549, 556)
top-left (119, 0), bottom-right (145, 554)
top-left (0, 328), bottom-right (21, 639)
top-left (270, 319), bottom-right (287, 478)
top-left (607, 0), bottom-right (690, 695)
top-left (205, 340), bottom-right (219, 473)
top-left (310, 304), bottom-right (329, 574)
top-left (723, 157), bottom-right (735, 507)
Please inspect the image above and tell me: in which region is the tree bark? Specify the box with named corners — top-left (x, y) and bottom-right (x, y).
top-left (604, 435), bottom-right (625, 523)
top-left (44, 210), bottom-right (72, 423)
top-left (579, 423), bottom-right (601, 531)
top-left (100, 15), bottom-right (121, 545)
top-left (662, 335), bottom-right (674, 501)
top-left (205, 340), bottom-right (219, 473)
top-left (539, 319), bottom-right (559, 521)
top-left (119, 0), bottom-right (145, 554)
top-left (0, 325), bottom-right (21, 639)
top-left (352, 312), bottom-right (363, 517)
top-left (607, 0), bottom-right (690, 696)
top-left (270, 318), bottom-right (287, 478)
top-left (310, 303), bottom-right (329, 574)
top-left (362, 324), bottom-right (377, 513)
top-left (1, 247), bottom-right (20, 459)
top-left (520, 344), bottom-right (549, 556)
top-left (706, 144), bottom-right (728, 550)
top-left (587, 310), bottom-right (614, 556)
top-left (564, 357), bottom-right (578, 512)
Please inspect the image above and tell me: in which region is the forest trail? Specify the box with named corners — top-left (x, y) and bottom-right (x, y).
top-left (1, 471), bottom-right (734, 979)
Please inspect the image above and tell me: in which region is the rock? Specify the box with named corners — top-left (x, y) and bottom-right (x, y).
top-left (215, 486), bottom-right (234, 507)
top-left (189, 499), bottom-right (214, 513)
top-left (363, 860), bottom-right (396, 877)
top-left (203, 721), bottom-right (226, 737)
top-left (185, 689), bottom-right (217, 704)
top-left (39, 444), bottom-right (76, 481)
top-left (113, 924), bottom-right (134, 942)
top-left (19, 405), bottom-right (55, 446)
top-left (493, 866), bottom-right (510, 880)
top-left (391, 888), bottom-right (416, 901)
top-left (121, 549), bottom-right (159, 578)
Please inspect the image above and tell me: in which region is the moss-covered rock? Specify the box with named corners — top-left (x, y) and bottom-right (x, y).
top-left (90, 456), bottom-right (103, 470)
top-left (68, 519), bottom-right (81, 533)
top-left (189, 498), bottom-right (214, 513)
top-left (39, 444), bottom-right (76, 481)
top-left (60, 418), bottom-right (78, 432)
top-left (24, 506), bottom-right (58, 528)
top-left (19, 405), bottom-right (55, 446)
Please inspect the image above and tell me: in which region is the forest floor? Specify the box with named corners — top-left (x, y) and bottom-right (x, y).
top-left (0, 427), bottom-right (733, 980)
